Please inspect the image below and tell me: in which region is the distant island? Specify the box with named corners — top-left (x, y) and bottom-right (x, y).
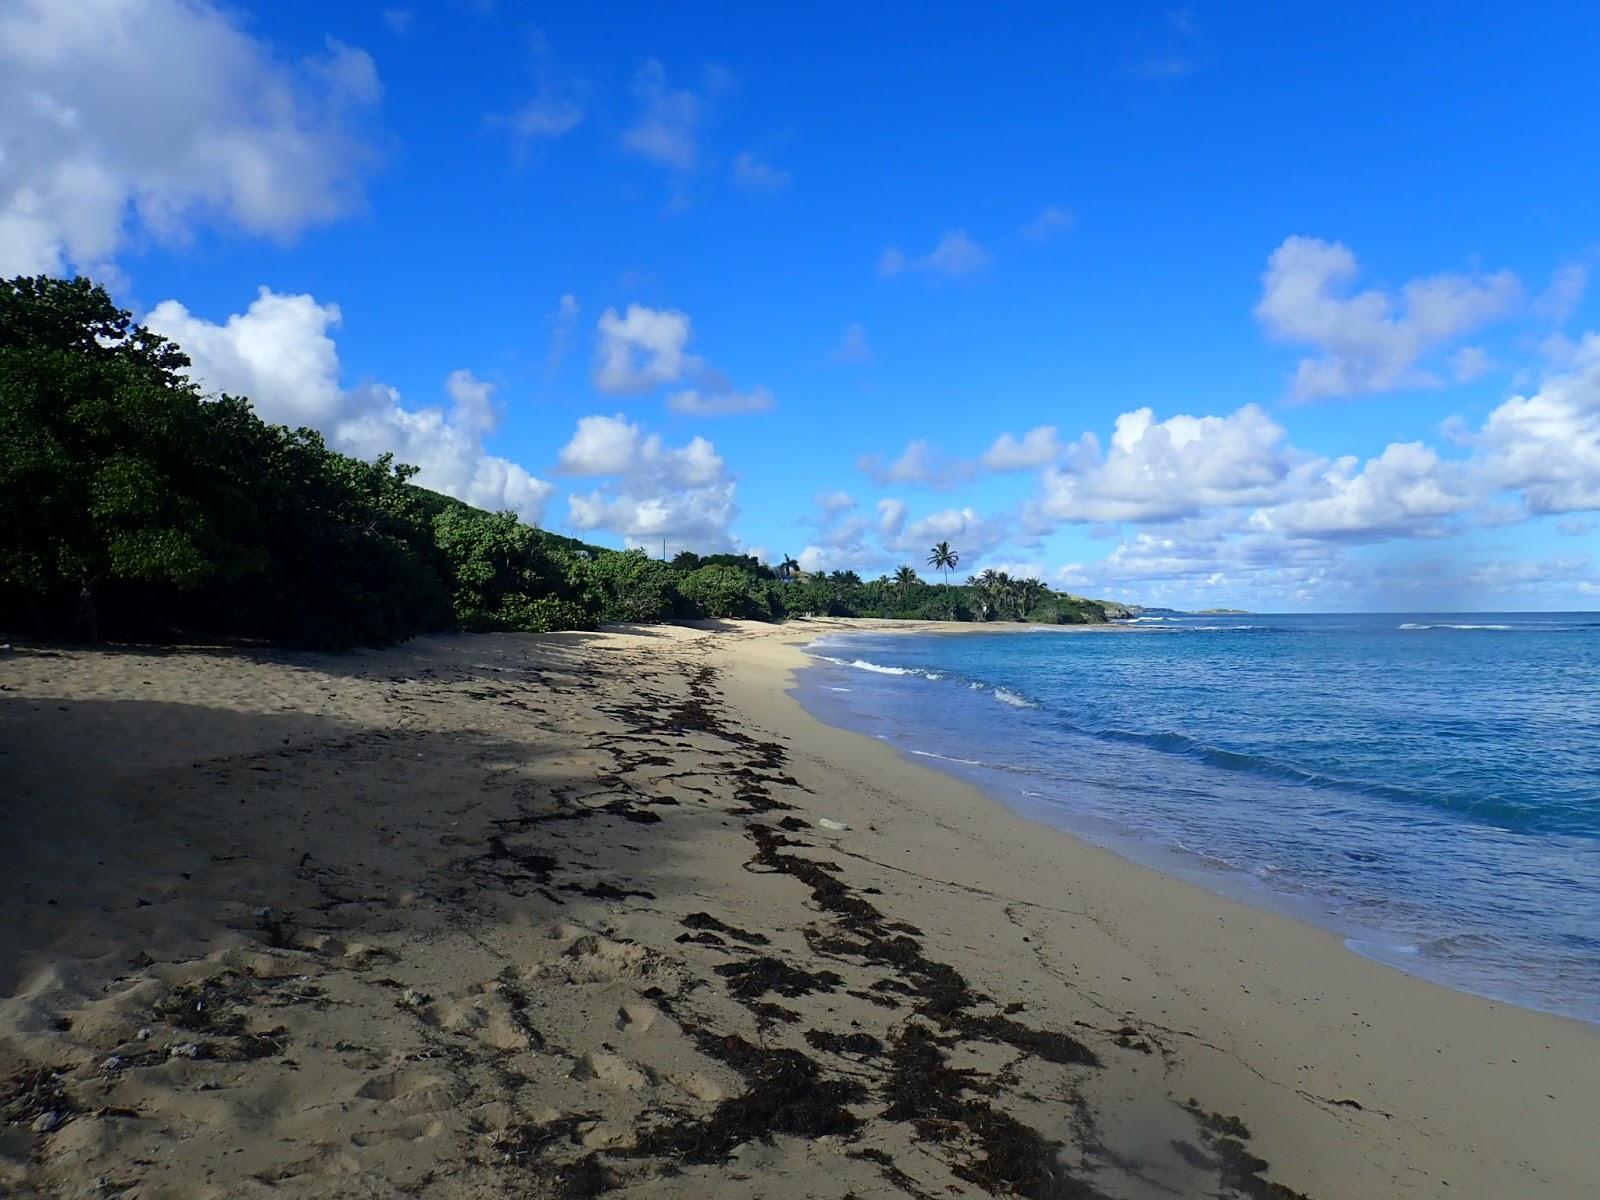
top-left (1196, 608), bottom-right (1254, 615)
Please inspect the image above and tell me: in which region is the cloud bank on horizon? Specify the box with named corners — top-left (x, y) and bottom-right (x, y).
top-left (2, 0), bottom-right (1597, 609)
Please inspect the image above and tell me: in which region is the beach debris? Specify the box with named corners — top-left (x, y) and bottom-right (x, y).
top-left (30, 1110), bottom-right (66, 1134)
top-left (399, 988), bottom-right (432, 1008)
top-left (168, 1042), bottom-right (202, 1060)
top-left (816, 818), bottom-right (850, 832)
top-left (100, 1056), bottom-right (123, 1073)
top-left (134, 1027), bottom-right (152, 1041)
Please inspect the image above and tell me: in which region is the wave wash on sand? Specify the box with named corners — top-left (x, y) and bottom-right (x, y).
top-left (3, 618), bottom-right (1598, 1199)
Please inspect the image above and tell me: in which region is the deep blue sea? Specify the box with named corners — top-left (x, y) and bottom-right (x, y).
top-left (798, 613), bottom-right (1600, 1023)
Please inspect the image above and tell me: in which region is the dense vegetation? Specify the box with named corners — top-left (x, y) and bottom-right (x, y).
top-left (0, 275), bottom-right (1121, 649)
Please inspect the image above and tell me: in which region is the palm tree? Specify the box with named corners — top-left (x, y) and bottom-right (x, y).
top-left (893, 565), bottom-right (918, 601)
top-left (778, 554), bottom-right (800, 581)
top-left (927, 541), bottom-right (959, 584)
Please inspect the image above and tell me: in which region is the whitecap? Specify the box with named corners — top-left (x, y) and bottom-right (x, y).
top-left (992, 688), bottom-right (1036, 708)
top-left (848, 659), bottom-right (914, 674)
top-left (1399, 622), bottom-right (1513, 631)
top-left (910, 749), bottom-right (984, 765)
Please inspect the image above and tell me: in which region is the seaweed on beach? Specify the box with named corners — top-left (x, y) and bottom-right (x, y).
top-left (1178, 1102), bottom-right (1311, 1200)
top-left (803, 1028), bottom-right (884, 1057)
top-left (631, 1029), bottom-right (865, 1163)
top-left (680, 911), bottom-right (769, 945)
top-left (714, 955), bottom-right (843, 999)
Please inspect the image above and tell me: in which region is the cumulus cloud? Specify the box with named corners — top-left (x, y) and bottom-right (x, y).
top-left (593, 304), bottom-right (700, 393)
top-left (732, 151), bottom-right (789, 191)
top-left (877, 500), bottom-right (1008, 560)
top-left (622, 60), bottom-right (701, 172)
top-left (1473, 334), bottom-right (1600, 514)
top-left (879, 230), bottom-right (991, 279)
top-left (1256, 236), bottom-right (1520, 399)
top-left (795, 492), bottom-right (878, 576)
top-left (981, 426), bottom-right (1062, 471)
top-left (145, 288), bottom-right (555, 521)
top-left (816, 490), bottom-right (857, 515)
top-left (444, 368), bottom-right (499, 433)
top-left (1038, 405), bottom-right (1293, 523)
top-left (857, 440), bottom-right (975, 488)
top-left (591, 303), bottom-right (773, 413)
top-left (557, 414), bottom-right (737, 551)
top-left (0, 0), bottom-right (380, 277)
top-left (1248, 442), bottom-right (1471, 541)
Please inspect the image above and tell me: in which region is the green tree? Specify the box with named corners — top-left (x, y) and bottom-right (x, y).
top-left (892, 565), bottom-right (918, 602)
top-left (927, 541), bottom-right (959, 584)
top-left (1, 276), bottom-right (241, 637)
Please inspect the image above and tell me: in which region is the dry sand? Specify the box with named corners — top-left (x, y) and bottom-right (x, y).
top-left (1, 619), bottom-right (1596, 1199)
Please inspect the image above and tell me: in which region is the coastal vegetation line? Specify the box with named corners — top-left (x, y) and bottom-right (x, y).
top-left (1, 276), bottom-right (1122, 650)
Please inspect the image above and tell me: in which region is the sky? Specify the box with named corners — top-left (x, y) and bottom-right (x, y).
top-left (3, 0), bottom-right (1599, 611)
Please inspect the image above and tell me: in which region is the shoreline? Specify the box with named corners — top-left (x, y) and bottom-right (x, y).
top-left (787, 621), bottom-right (1598, 1027)
top-left (3, 620), bottom-right (1596, 1197)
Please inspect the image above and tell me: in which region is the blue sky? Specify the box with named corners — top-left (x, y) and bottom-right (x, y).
top-left (4, 1), bottom-right (1599, 609)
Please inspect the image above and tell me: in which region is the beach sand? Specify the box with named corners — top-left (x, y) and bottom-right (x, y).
top-left (2, 619), bottom-right (1596, 1198)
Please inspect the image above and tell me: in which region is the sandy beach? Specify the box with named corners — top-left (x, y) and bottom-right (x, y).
top-left (2, 619), bottom-right (1596, 1199)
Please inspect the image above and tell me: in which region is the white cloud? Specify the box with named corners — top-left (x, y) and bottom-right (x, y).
top-left (1255, 236), bottom-right (1520, 399)
top-left (488, 32), bottom-right (585, 146)
top-left (146, 288), bottom-right (555, 521)
top-left (590, 303), bottom-right (772, 413)
top-left (497, 96), bottom-right (583, 140)
top-left (879, 229), bottom-right (991, 279)
top-left (732, 151), bottom-right (789, 191)
top-left (1038, 405), bottom-right (1293, 523)
top-left (1021, 205), bottom-right (1075, 243)
top-left (667, 385), bottom-right (775, 415)
top-left (857, 440), bottom-right (975, 488)
top-left (1474, 334), bottom-right (1600, 514)
top-left (557, 414), bottom-right (737, 551)
top-left (816, 490), bottom-right (857, 515)
top-left (548, 293), bottom-right (580, 366)
top-left (445, 368), bottom-right (498, 433)
top-left (382, 9), bottom-right (413, 35)
top-left (1534, 263), bottom-right (1589, 322)
top-left (1451, 345), bottom-right (1493, 383)
top-left (982, 425), bottom-right (1062, 471)
top-left (1249, 442), bottom-right (1471, 541)
top-left (622, 60), bottom-right (700, 172)
top-left (828, 322), bottom-right (872, 364)
top-left (0, 0), bottom-right (380, 277)
top-left (593, 304), bottom-right (700, 393)
top-left (878, 501), bottom-right (1008, 560)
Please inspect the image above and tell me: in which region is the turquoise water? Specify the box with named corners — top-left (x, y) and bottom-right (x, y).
top-left (798, 614), bottom-right (1600, 1023)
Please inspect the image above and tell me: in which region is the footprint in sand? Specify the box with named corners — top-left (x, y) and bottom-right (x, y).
top-left (568, 1051), bottom-right (650, 1092)
top-left (667, 1072), bottom-right (724, 1103)
top-left (614, 1001), bottom-right (660, 1034)
top-left (354, 1072), bottom-right (455, 1113)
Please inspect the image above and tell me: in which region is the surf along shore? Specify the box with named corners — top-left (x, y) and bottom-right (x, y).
top-left (2, 619), bottom-right (1595, 1198)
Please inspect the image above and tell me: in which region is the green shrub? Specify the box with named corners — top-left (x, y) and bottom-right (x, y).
top-left (678, 564), bottom-right (773, 619)
top-left (501, 596), bottom-right (595, 633)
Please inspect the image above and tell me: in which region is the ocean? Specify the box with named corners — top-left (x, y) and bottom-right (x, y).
top-left (797, 613), bottom-right (1600, 1024)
